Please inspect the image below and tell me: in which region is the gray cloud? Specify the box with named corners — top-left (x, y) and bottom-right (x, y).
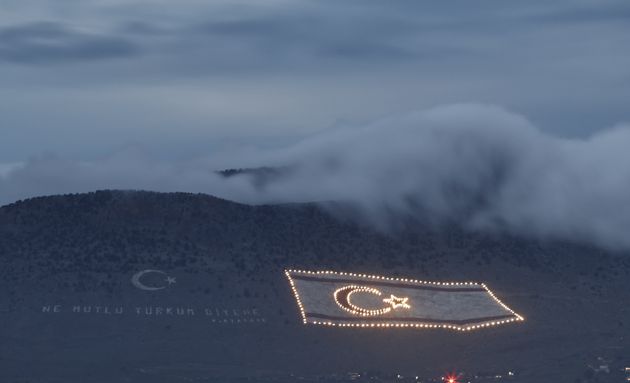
top-left (0, 21), bottom-right (138, 63)
top-left (1, 0), bottom-right (630, 159)
top-left (524, 3), bottom-right (630, 25)
top-left (2, 104), bottom-right (630, 250)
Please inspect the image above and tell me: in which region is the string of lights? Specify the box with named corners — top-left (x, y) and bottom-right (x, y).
top-left (286, 269), bottom-right (480, 286)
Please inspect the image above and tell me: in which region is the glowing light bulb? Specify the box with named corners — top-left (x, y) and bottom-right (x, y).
top-left (445, 373), bottom-right (459, 383)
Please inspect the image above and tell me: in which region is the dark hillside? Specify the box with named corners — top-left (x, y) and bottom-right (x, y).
top-left (0, 190), bottom-right (628, 382)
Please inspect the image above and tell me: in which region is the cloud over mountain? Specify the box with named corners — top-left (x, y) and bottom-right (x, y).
top-left (3, 104), bottom-right (630, 249)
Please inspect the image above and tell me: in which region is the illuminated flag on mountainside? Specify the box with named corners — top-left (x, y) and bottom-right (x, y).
top-left (285, 269), bottom-right (524, 331)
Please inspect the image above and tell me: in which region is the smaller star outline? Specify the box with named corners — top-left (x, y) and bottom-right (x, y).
top-left (165, 276), bottom-right (177, 285)
top-left (383, 294), bottom-right (411, 310)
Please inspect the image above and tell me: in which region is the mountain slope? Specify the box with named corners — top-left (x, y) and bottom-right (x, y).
top-left (0, 190), bottom-right (628, 382)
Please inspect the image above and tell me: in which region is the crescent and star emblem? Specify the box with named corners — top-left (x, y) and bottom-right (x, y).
top-left (333, 285), bottom-right (410, 316)
top-left (131, 269), bottom-right (176, 291)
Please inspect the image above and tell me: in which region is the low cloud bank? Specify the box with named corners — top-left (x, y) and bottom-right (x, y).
top-left (2, 104), bottom-right (630, 249)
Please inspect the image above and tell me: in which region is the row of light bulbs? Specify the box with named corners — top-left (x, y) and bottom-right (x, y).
top-left (481, 283), bottom-right (524, 321)
top-left (285, 270), bottom-right (308, 324)
top-left (287, 269), bottom-right (480, 287)
top-left (311, 317), bottom-right (521, 331)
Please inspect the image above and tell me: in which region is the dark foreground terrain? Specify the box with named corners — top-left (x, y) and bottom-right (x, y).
top-left (1, 191), bottom-right (629, 382)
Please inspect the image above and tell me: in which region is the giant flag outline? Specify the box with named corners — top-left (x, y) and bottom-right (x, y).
top-left (285, 269), bottom-right (524, 331)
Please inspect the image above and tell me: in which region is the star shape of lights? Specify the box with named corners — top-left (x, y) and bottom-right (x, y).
top-left (383, 294), bottom-right (410, 309)
top-left (165, 276), bottom-right (176, 285)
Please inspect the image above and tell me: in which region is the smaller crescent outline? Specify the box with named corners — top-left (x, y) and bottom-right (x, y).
top-left (131, 269), bottom-right (168, 291)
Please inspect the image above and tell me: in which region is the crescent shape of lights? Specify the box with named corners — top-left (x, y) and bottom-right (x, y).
top-left (333, 285), bottom-right (393, 316)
